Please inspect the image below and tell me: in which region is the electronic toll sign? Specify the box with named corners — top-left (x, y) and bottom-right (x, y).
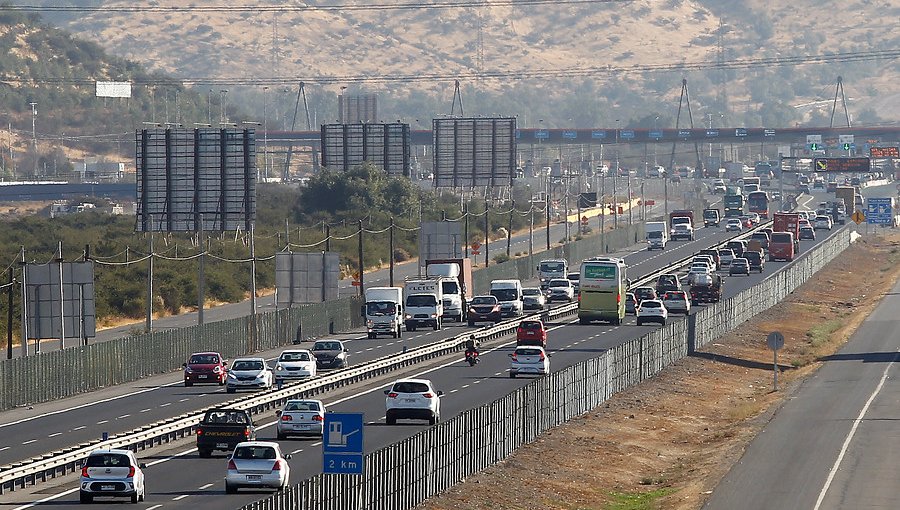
top-left (813, 157), bottom-right (871, 173)
top-left (870, 147), bottom-right (899, 158)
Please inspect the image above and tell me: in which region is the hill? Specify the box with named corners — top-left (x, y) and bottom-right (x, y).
top-left (13, 0), bottom-right (900, 128)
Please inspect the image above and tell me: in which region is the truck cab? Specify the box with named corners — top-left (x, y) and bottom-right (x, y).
top-left (702, 208), bottom-right (721, 227)
top-left (645, 221), bottom-right (668, 250)
top-left (490, 279), bottom-right (524, 318)
top-left (425, 260), bottom-right (473, 323)
top-left (364, 287), bottom-right (403, 339)
top-left (404, 278), bottom-right (444, 331)
top-left (537, 259), bottom-right (568, 289)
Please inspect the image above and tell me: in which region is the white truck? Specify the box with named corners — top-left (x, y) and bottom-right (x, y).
top-left (489, 279), bottom-right (524, 318)
top-left (404, 278), bottom-right (445, 331)
top-left (537, 259), bottom-right (568, 289)
top-left (425, 260), bottom-right (472, 322)
top-left (363, 287), bottom-right (403, 339)
top-left (645, 221), bottom-right (668, 250)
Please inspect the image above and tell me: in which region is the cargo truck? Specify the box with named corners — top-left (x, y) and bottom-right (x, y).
top-left (702, 208), bottom-right (721, 227)
top-left (723, 191), bottom-right (744, 218)
top-left (771, 212), bottom-right (801, 261)
top-left (834, 186), bottom-right (856, 223)
top-left (425, 258), bottom-right (473, 322)
top-left (645, 221), bottom-right (668, 250)
top-left (536, 259), bottom-right (568, 289)
top-left (404, 278), bottom-right (445, 331)
top-left (363, 287), bottom-right (403, 339)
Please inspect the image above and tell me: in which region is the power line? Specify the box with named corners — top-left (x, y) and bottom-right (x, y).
top-left (1, 0), bottom-right (631, 13)
top-left (2, 49), bottom-right (895, 87)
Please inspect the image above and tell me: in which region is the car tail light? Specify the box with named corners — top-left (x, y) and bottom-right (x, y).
top-left (577, 293), bottom-right (581, 302)
top-left (423, 393), bottom-right (434, 398)
top-left (81, 466), bottom-right (90, 478)
top-left (271, 460), bottom-right (282, 471)
top-left (281, 414), bottom-right (293, 421)
top-left (511, 354), bottom-right (518, 362)
top-left (243, 427), bottom-right (251, 438)
top-left (313, 415), bottom-right (324, 422)
top-left (616, 293), bottom-right (621, 303)
top-left (196, 427), bottom-right (203, 436)
top-left (228, 459), bottom-right (237, 471)
top-left (539, 352), bottom-right (546, 361)
top-left (387, 392), bottom-right (398, 398)
top-left (517, 327), bottom-right (523, 335)
top-left (128, 465), bottom-right (135, 478)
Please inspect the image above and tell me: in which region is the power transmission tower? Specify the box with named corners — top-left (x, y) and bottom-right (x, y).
top-left (829, 76), bottom-right (852, 128)
top-left (669, 79), bottom-right (703, 174)
top-left (715, 18), bottom-right (729, 124)
top-left (285, 82), bottom-right (315, 178)
top-left (475, 3), bottom-right (485, 92)
top-left (450, 80), bottom-right (465, 117)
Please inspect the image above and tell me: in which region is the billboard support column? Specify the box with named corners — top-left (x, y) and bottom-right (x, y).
top-left (507, 201), bottom-right (513, 257)
top-left (56, 241), bottom-right (64, 351)
top-left (358, 220), bottom-right (364, 296)
top-left (484, 200), bottom-right (490, 267)
top-left (6, 268), bottom-right (13, 359)
top-left (19, 246), bottom-right (26, 356)
top-left (463, 204), bottom-right (469, 259)
top-left (146, 216), bottom-right (153, 333)
top-left (389, 218), bottom-right (395, 287)
top-left (198, 213), bottom-right (206, 326)
top-left (545, 175), bottom-right (551, 251)
top-left (528, 206), bottom-right (534, 261)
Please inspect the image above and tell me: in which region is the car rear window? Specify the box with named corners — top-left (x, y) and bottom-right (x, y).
top-left (233, 446), bottom-right (277, 460)
top-left (471, 296), bottom-right (497, 305)
top-left (641, 301), bottom-right (661, 308)
top-left (515, 348), bottom-right (543, 356)
top-left (520, 321), bottom-right (542, 330)
top-left (313, 342), bottom-right (341, 351)
top-left (85, 453), bottom-right (130, 468)
top-left (205, 410), bottom-right (249, 424)
top-left (522, 289), bottom-right (542, 296)
top-left (284, 401), bottom-right (320, 412)
top-left (189, 354), bottom-right (219, 364)
top-left (393, 381), bottom-right (430, 393)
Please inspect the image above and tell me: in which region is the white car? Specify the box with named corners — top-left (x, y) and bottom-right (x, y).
top-left (636, 299), bottom-right (668, 325)
top-left (712, 179), bottom-right (727, 193)
top-left (686, 265), bottom-right (711, 285)
top-left (748, 212), bottom-right (761, 225)
top-left (814, 215), bottom-right (833, 230)
top-left (661, 291), bottom-right (691, 315)
top-left (385, 378), bottom-right (443, 425)
top-left (225, 441), bottom-right (291, 493)
top-left (275, 399), bottom-right (325, 438)
top-left (80, 449), bottom-right (146, 504)
top-left (546, 278), bottom-right (575, 302)
top-left (717, 248), bottom-right (735, 266)
top-left (725, 218), bottom-right (742, 232)
top-left (509, 345), bottom-right (551, 378)
top-left (692, 255), bottom-right (716, 271)
top-left (226, 358), bottom-right (273, 393)
top-left (273, 349), bottom-right (317, 382)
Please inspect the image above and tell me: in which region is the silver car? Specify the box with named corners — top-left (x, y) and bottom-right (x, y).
top-left (225, 442), bottom-right (291, 493)
top-left (80, 449), bottom-right (147, 504)
top-left (226, 358), bottom-right (273, 394)
top-left (522, 287), bottom-right (546, 310)
top-left (508, 346), bottom-right (551, 378)
top-left (275, 399), bottom-right (325, 438)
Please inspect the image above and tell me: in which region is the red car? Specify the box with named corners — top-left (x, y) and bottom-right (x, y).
top-left (516, 320), bottom-right (547, 347)
top-left (183, 352), bottom-right (227, 387)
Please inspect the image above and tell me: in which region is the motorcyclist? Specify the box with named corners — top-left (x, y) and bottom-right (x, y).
top-left (464, 336), bottom-right (480, 359)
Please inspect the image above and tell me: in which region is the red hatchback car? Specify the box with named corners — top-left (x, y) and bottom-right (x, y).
top-left (183, 352), bottom-right (227, 387)
top-left (516, 320), bottom-right (547, 347)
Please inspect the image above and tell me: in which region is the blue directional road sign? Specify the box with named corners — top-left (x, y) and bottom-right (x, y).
top-left (866, 197), bottom-right (893, 226)
top-left (649, 129), bottom-right (663, 140)
top-left (591, 130), bottom-right (607, 139)
top-left (323, 413), bottom-right (364, 474)
top-left (534, 129), bottom-right (549, 140)
top-left (562, 130), bottom-right (577, 139)
top-left (619, 130), bottom-right (635, 140)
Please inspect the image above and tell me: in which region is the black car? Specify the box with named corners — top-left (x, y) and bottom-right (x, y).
top-left (467, 295), bottom-right (502, 326)
top-left (725, 240), bottom-right (747, 258)
top-left (729, 258), bottom-right (751, 275)
top-left (743, 251), bottom-right (765, 273)
top-left (632, 286), bottom-right (657, 305)
top-left (799, 226), bottom-right (816, 240)
top-left (311, 340), bottom-right (350, 369)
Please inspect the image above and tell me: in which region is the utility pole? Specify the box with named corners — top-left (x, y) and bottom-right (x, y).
top-left (614, 119), bottom-right (620, 229)
top-left (249, 225), bottom-right (258, 351)
top-left (146, 216), bottom-right (154, 332)
top-left (389, 217), bottom-right (395, 287)
top-left (357, 220), bottom-right (364, 296)
top-left (29, 102), bottom-right (37, 178)
top-left (484, 200), bottom-right (490, 267)
top-left (198, 214), bottom-right (205, 326)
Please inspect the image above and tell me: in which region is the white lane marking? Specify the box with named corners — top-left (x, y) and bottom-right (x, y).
top-left (146, 506), bottom-right (163, 510)
top-left (0, 446), bottom-right (8, 451)
top-left (461, 384), bottom-right (470, 389)
top-left (173, 495), bottom-right (189, 501)
top-left (310, 441), bottom-right (322, 446)
top-left (450, 389), bottom-right (459, 393)
top-left (290, 448), bottom-right (304, 454)
top-left (96, 420), bottom-right (108, 424)
top-left (473, 380), bottom-right (481, 384)
top-left (47, 433), bottom-right (62, 438)
top-left (22, 440), bottom-right (36, 445)
top-left (160, 402), bottom-right (171, 407)
top-left (0, 380), bottom-right (183, 429)
top-left (178, 398), bottom-right (190, 402)
top-left (198, 483), bottom-right (214, 490)
top-left (72, 425), bottom-right (86, 431)
top-left (141, 408), bottom-right (151, 413)
top-left (813, 353), bottom-right (898, 510)
top-left (118, 414), bottom-right (131, 419)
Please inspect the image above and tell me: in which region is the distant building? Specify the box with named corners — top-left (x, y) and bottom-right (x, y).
top-left (50, 201), bottom-right (96, 218)
top-left (73, 158), bottom-right (126, 183)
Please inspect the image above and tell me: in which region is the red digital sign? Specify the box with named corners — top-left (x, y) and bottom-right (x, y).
top-left (870, 147), bottom-right (899, 158)
top-left (813, 158), bottom-right (871, 173)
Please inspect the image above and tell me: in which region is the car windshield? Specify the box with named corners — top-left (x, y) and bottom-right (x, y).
top-left (522, 288), bottom-right (542, 296)
top-left (520, 321), bottom-right (542, 330)
top-left (85, 453), bottom-right (130, 468)
top-left (392, 381), bottom-right (430, 393)
top-left (471, 296), bottom-right (497, 305)
top-left (366, 302), bottom-right (396, 316)
top-left (313, 342), bottom-right (341, 351)
top-left (279, 351), bottom-right (311, 362)
top-left (548, 280), bottom-right (569, 288)
top-left (540, 262), bottom-right (566, 272)
top-left (490, 289), bottom-right (519, 302)
top-left (718, 250), bottom-right (733, 257)
top-left (232, 360), bottom-right (264, 371)
top-left (233, 446), bottom-right (277, 460)
top-left (189, 354), bottom-right (219, 365)
top-left (407, 295), bottom-right (437, 307)
top-left (284, 401), bottom-right (320, 412)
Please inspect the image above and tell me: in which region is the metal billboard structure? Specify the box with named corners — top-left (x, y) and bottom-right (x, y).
top-left (320, 123), bottom-right (411, 177)
top-left (275, 252), bottom-right (341, 305)
top-left (433, 117), bottom-right (517, 188)
top-left (23, 262), bottom-right (96, 345)
top-left (135, 128), bottom-right (257, 232)
top-left (338, 94), bottom-right (378, 124)
top-left (418, 222), bottom-right (463, 264)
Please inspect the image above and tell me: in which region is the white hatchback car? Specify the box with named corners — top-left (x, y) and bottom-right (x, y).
top-left (636, 299), bottom-right (668, 326)
top-left (225, 441), bottom-right (291, 493)
top-left (725, 218), bottom-right (743, 232)
top-left (814, 215), bottom-right (833, 230)
top-left (273, 349), bottom-right (317, 383)
top-left (546, 278), bottom-right (575, 302)
top-left (384, 378), bottom-right (443, 425)
top-left (509, 345), bottom-right (551, 378)
top-left (275, 399), bottom-right (325, 439)
top-left (226, 358), bottom-right (273, 393)
top-left (79, 449), bottom-right (146, 504)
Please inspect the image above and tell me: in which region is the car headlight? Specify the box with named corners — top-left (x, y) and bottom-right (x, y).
top-left (275, 365), bottom-right (283, 371)
top-left (405, 314), bottom-right (412, 320)
top-left (227, 372), bottom-right (237, 379)
top-left (256, 372), bottom-right (267, 379)
top-left (213, 366), bottom-right (222, 373)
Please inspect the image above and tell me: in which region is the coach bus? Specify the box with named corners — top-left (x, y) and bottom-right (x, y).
top-left (578, 257), bottom-right (628, 325)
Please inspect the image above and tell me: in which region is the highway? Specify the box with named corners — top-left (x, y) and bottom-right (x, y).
top-left (0, 192), bottom-right (850, 509)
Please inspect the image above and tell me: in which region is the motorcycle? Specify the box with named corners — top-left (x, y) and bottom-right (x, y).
top-left (464, 349), bottom-right (479, 366)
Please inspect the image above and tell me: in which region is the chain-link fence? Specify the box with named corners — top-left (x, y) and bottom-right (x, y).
top-left (239, 227), bottom-right (855, 510)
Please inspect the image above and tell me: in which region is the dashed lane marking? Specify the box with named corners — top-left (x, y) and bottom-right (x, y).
top-left (198, 483), bottom-right (214, 490)
top-left (48, 433), bottom-right (61, 438)
top-left (172, 495), bottom-right (189, 501)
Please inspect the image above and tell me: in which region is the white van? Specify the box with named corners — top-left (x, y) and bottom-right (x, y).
top-left (489, 279), bottom-right (524, 318)
top-left (645, 221), bottom-right (667, 250)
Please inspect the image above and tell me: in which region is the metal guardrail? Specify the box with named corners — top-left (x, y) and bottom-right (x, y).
top-left (1, 216), bottom-right (751, 495)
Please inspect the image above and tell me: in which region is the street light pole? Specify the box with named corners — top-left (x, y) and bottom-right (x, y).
top-left (263, 86), bottom-right (269, 181)
top-left (614, 119), bottom-right (620, 229)
top-left (29, 102), bottom-right (37, 178)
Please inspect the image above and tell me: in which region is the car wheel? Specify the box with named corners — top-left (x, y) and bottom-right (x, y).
top-left (131, 492), bottom-right (139, 504)
top-left (636, 319), bottom-right (643, 326)
top-left (407, 325), bottom-right (416, 332)
top-left (140, 488), bottom-right (146, 502)
top-left (391, 330), bottom-right (397, 338)
top-left (198, 449), bottom-right (212, 458)
top-left (433, 320), bottom-right (440, 331)
top-left (429, 413), bottom-right (438, 426)
top-left (184, 381), bottom-right (192, 387)
top-left (79, 492), bottom-right (93, 504)
top-left (468, 320), bottom-right (475, 327)
top-left (225, 483), bottom-right (237, 494)
top-left (509, 372), bottom-right (516, 379)
top-left (227, 387), bottom-right (236, 394)
top-left (277, 430), bottom-right (285, 440)
top-left (218, 379), bottom-right (225, 386)
top-left (579, 318), bottom-right (588, 325)
top-left (386, 414), bottom-right (396, 426)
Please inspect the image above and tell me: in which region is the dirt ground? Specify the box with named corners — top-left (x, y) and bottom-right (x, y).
top-left (419, 232), bottom-right (900, 510)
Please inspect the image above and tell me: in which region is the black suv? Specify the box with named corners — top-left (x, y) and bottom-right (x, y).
top-left (744, 251), bottom-right (765, 273)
